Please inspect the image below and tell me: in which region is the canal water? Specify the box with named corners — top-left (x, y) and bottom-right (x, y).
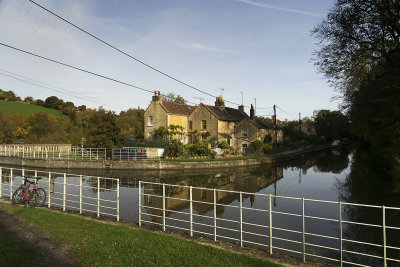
top-left (1, 146), bottom-right (399, 265)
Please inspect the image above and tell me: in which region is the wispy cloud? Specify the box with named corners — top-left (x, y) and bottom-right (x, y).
top-left (237, 0), bottom-right (324, 17)
top-left (171, 41), bottom-right (236, 53)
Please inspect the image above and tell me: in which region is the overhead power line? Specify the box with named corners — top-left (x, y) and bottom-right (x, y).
top-left (276, 106), bottom-right (297, 116)
top-left (0, 42), bottom-right (200, 106)
top-left (28, 0), bottom-right (246, 106)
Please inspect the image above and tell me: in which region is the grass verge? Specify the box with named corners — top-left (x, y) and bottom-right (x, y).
top-left (0, 228), bottom-right (39, 267)
top-left (4, 205), bottom-right (283, 267)
top-left (0, 100), bottom-right (69, 120)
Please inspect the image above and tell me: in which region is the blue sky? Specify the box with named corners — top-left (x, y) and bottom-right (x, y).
top-left (0, 0), bottom-right (336, 120)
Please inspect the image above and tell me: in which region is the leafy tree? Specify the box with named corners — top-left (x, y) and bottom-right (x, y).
top-left (312, 0), bottom-right (400, 103)
top-left (0, 110), bottom-right (15, 143)
top-left (24, 96), bottom-right (33, 102)
top-left (118, 108), bottom-right (144, 141)
top-left (162, 92), bottom-right (186, 104)
top-left (153, 126), bottom-right (169, 140)
top-left (0, 90), bottom-right (17, 101)
top-left (313, 110), bottom-right (350, 142)
top-left (61, 101), bottom-right (76, 119)
top-left (35, 99), bottom-right (44, 106)
top-left (44, 96), bottom-right (60, 109)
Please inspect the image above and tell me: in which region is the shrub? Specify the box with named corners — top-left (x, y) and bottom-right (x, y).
top-left (218, 141), bottom-right (230, 149)
top-left (163, 141), bottom-right (182, 158)
top-left (251, 140), bottom-right (263, 152)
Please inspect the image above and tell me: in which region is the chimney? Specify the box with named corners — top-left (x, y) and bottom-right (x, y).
top-left (152, 91), bottom-right (162, 102)
top-left (250, 104), bottom-right (255, 120)
top-left (215, 97), bottom-right (225, 110)
top-left (238, 105), bottom-right (244, 112)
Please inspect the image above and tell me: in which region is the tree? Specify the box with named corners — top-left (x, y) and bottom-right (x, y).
top-left (118, 108), bottom-right (144, 141)
top-left (44, 96), bottom-right (60, 109)
top-left (313, 110), bottom-right (350, 142)
top-left (312, 0), bottom-right (400, 104)
top-left (162, 92), bottom-right (186, 104)
top-left (24, 96), bottom-right (33, 102)
top-left (312, 0), bottom-right (400, 172)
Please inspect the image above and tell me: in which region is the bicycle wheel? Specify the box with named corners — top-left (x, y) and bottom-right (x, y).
top-left (12, 185), bottom-right (25, 205)
top-left (29, 188), bottom-right (46, 207)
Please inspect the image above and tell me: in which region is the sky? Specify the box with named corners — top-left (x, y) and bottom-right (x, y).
top-left (0, 0), bottom-right (337, 120)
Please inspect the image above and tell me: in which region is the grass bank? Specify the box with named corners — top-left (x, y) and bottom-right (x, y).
top-left (4, 204), bottom-right (283, 267)
top-left (0, 100), bottom-right (68, 120)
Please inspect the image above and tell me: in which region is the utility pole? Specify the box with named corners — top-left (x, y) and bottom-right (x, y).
top-left (273, 104), bottom-right (277, 145)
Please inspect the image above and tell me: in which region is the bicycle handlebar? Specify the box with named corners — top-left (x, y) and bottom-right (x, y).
top-left (22, 176), bottom-right (42, 185)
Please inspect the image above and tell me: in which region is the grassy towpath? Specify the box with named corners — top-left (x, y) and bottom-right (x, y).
top-left (2, 203), bottom-right (284, 267)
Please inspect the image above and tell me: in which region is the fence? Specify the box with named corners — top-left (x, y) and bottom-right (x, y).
top-left (0, 144), bottom-right (106, 160)
top-left (0, 167), bottom-right (119, 221)
top-left (138, 182), bottom-right (400, 266)
top-left (111, 148), bottom-right (148, 160)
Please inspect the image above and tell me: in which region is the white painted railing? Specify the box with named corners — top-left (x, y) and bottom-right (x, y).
top-left (138, 182), bottom-right (400, 266)
top-left (111, 148), bottom-right (148, 160)
top-left (0, 145), bottom-right (106, 160)
top-left (0, 167), bottom-right (119, 221)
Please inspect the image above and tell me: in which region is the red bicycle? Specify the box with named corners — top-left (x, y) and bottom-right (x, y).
top-left (12, 176), bottom-right (46, 207)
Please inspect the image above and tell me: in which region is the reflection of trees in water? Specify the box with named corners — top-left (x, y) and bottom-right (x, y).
top-left (277, 146), bottom-right (351, 174)
top-left (85, 177), bottom-right (119, 192)
top-left (334, 149), bottom-right (400, 265)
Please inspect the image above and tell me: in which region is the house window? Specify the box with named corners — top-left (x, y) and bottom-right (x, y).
top-left (227, 139), bottom-right (230, 145)
top-left (180, 134), bottom-right (184, 143)
top-left (242, 144), bottom-right (248, 154)
top-left (148, 116), bottom-right (153, 126)
top-left (202, 120), bottom-right (207, 130)
top-left (188, 121), bottom-right (192, 130)
top-left (241, 130), bottom-right (247, 138)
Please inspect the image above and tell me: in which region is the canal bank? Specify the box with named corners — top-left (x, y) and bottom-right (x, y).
top-left (0, 144), bottom-right (332, 170)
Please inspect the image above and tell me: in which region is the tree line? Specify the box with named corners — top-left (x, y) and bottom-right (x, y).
top-left (0, 90), bottom-right (144, 148)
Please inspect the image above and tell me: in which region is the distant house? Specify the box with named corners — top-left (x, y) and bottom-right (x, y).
top-left (144, 91), bottom-right (195, 144)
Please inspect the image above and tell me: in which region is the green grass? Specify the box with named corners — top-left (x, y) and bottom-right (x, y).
top-left (0, 228), bottom-right (39, 267)
top-left (0, 100), bottom-right (69, 120)
top-left (5, 205), bottom-right (283, 267)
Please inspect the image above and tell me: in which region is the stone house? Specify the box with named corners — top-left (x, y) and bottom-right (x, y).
top-left (144, 94), bottom-right (283, 153)
top-left (144, 92), bottom-right (195, 144)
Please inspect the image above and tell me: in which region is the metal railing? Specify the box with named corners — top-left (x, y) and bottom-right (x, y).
top-left (138, 182), bottom-right (400, 266)
top-left (0, 167), bottom-right (119, 221)
top-left (0, 145), bottom-right (106, 160)
top-left (111, 148), bottom-right (148, 161)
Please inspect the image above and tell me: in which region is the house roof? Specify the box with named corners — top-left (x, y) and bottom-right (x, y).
top-left (162, 102), bottom-right (195, 116)
top-left (206, 106), bottom-right (249, 122)
top-left (218, 133), bottom-right (232, 139)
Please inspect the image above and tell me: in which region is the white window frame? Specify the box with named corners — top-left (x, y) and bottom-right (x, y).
top-left (241, 130), bottom-right (247, 138)
top-left (148, 116), bottom-right (153, 126)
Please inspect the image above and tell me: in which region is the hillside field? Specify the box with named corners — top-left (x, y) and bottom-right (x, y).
top-left (0, 100), bottom-right (69, 120)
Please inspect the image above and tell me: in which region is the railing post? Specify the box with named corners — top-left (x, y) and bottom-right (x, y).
top-left (302, 198), bottom-right (305, 262)
top-left (339, 202), bottom-right (343, 267)
top-left (48, 172), bottom-right (51, 208)
top-left (9, 168), bottom-right (13, 199)
top-left (117, 179), bottom-right (120, 222)
top-left (138, 181), bottom-right (141, 226)
top-left (213, 188), bottom-right (217, 242)
top-left (22, 169), bottom-right (25, 184)
top-left (162, 183), bottom-right (166, 231)
top-left (190, 186), bottom-right (193, 237)
top-left (79, 175), bottom-right (82, 214)
top-left (97, 177), bottom-right (100, 218)
top-left (63, 173), bottom-right (66, 211)
top-left (269, 194), bottom-right (272, 254)
top-left (383, 206), bottom-right (386, 267)
top-left (240, 191), bottom-right (243, 248)
top-left (0, 167), bottom-right (2, 197)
